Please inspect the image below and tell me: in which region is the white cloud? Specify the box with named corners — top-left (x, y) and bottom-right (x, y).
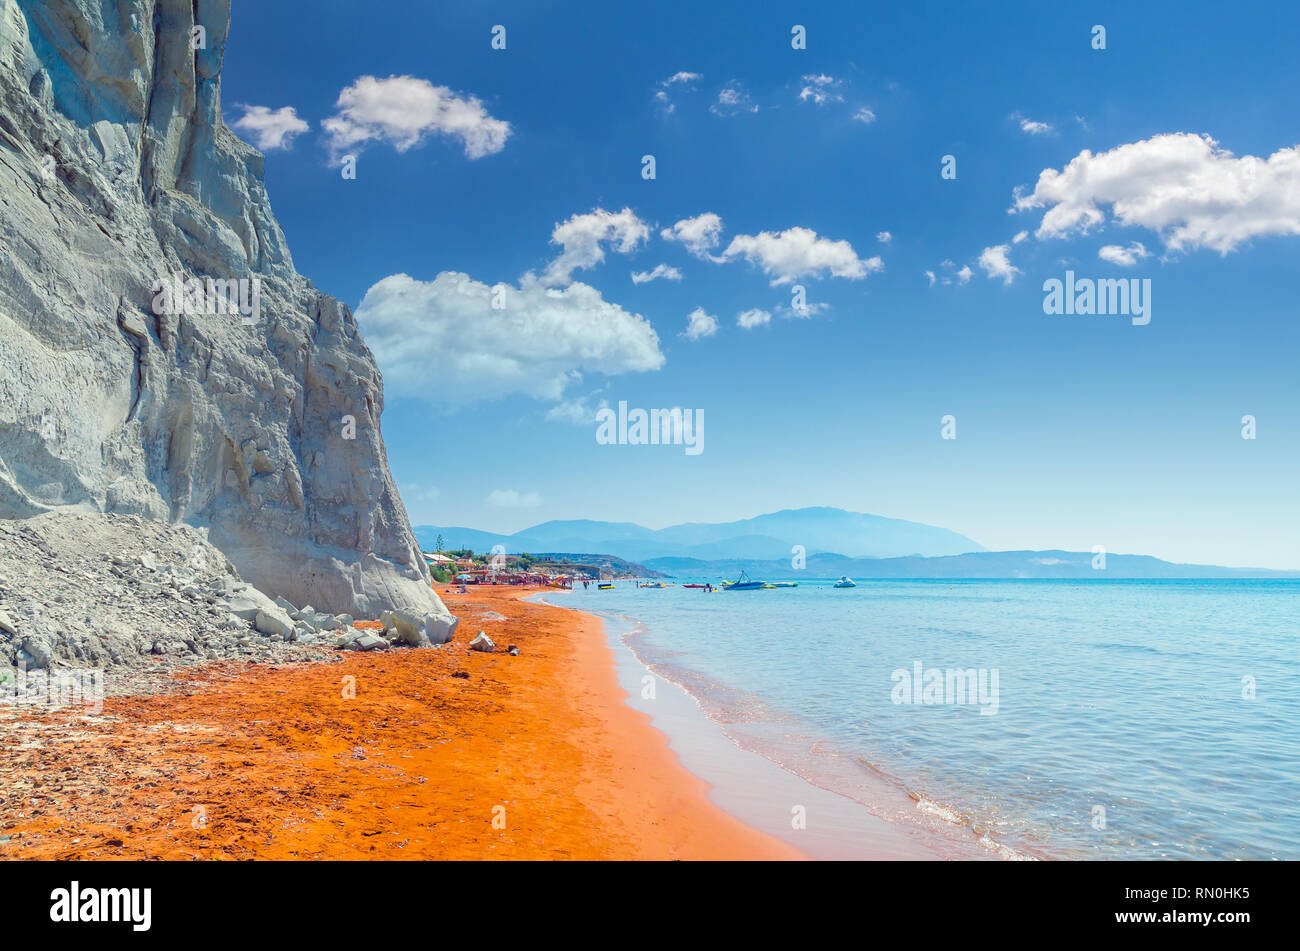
top-left (682, 307), bottom-right (719, 340)
top-left (355, 271), bottom-right (664, 404)
top-left (655, 71), bottom-right (702, 113)
top-left (544, 207), bottom-right (650, 285)
top-left (977, 244), bottom-right (1020, 285)
top-left (322, 75), bottom-right (509, 160)
top-left (630, 263), bottom-right (683, 284)
top-left (1012, 230), bottom-right (1029, 244)
top-left (546, 393), bottom-right (610, 424)
top-left (661, 213), bottom-right (725, 258)
top-left (736, 308), bottom-right (771, 329)
top-left (877, 231), bottom-right (892, 243)
top-left (403, 483), bottom-right (441, 503)
top-left (852, 107), bottom-right (877, 124)
top-left (1011, 112), bottom-right (1053, 135)
top-left (798, 74), bottom-right (844, 105)
top-left (230, 105), bottom-right (309, 151)
top-left (1012, 133), bottom-right (1300, 254)
top-left (1097, 241), bottom-right (1151, 267)
top-left (721, 227), bottom-right (883, 285)
top-left (930, 260), bottom-right (972, 287)
top-left (711, 81), bottom-right (758, 116)
top-left (774, 299), bottom-right (829, 319)
top-left (486, 489), bottom-right (541, 508)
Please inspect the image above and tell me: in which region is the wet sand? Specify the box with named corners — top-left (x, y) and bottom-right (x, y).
top-left (0, 586), bottom-right (800, 860)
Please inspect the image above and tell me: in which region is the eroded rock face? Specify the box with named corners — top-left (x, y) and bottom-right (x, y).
top-left (0, 0), bottom-right (448, 620)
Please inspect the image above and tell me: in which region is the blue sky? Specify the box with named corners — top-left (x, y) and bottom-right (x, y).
top-left (221, 0), bottom-right (1300, 568)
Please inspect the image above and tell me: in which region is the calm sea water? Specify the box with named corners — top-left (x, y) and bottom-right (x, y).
top-left (568, 579), bottom-right (1300, 860)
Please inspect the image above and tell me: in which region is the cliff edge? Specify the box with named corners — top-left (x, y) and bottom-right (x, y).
top-left (0, 0), bottom-right (448, 621)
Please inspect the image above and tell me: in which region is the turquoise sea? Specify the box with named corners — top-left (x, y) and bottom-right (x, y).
top-left (566, 579), bottom-right (1300, 860)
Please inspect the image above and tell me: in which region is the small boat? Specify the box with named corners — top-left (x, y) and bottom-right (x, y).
top-left (765, 582), bottom-right (799, 588)
top-left (638, 581), bottom-right (671, 588)
top-left (722, 571), bottom-right (766, 591)
top-left (682, 583), bottom-right (707, 589)
top-left (598, 582), bottom-right (616, 590)
top-left (832, 576), bottom-right (856, 588)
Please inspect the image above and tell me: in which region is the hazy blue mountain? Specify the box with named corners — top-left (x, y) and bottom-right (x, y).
top-left (414, 526), bottom-right (511, 553)
top-left (413, 507), bottom-right (985, 560)
top-left (641, 550), bottom-right (1300, 580)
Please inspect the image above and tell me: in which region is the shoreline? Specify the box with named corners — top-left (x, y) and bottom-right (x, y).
top-left (546, 592), bottom-right (984, 860)
top-left (0, 585), bottom-right (799, 860)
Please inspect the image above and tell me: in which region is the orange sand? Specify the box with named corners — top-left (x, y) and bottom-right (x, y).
top-left (0, 587), bottom-right (800, 860)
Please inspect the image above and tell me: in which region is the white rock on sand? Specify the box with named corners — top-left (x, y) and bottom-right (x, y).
top-left (0, 513), bottom-right (334, 688)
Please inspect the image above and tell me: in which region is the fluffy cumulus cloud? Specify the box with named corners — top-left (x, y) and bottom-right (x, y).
top-left (322, 75), bottom-right (510, 160)
top-left (661, 213), bottom-right (725, 258)
top-left (1011, 112), bottom-right (1053, 135)
top-left (978, 244), bottom-right (1020, 285)
top-left (681, 307), bottom-right (719, 340)
top-left (773, 299), bottom-right (829, 319)
top-left (630, 263), bottom-right (683, 284)
top-left (1012, 133), bottom-right (1300, 254)
top-left (543, 207), bottom-right (650, 285)
top-left (230, 105), bottom-right (309, 150)
top-left (546, 392), bottom-right (609, 424)
top-left (798, 74), bottom-right (844, 105)
top-left (736, 308), bottom-right (771, 329)
top-left (355, 272), bottom-right (664, 404)
top-left (927, 261), bottom-right (973, 287)
top-left (721, 227), bottom-right (883, 285)
top-left (711, 80), bottom-right (758, 116)
top-left (655, 71), bottom-right (702, 113)
top-left (1098, 241), bottom-right (1151, 267)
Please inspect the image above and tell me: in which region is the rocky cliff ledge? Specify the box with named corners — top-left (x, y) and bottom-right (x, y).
top-left (0, 0), bottom-right (448, 622)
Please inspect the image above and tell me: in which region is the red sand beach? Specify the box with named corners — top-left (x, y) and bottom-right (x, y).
top-left (0, 587), bottom-right (801, 860)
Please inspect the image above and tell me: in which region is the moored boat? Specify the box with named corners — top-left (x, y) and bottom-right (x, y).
top-left (832, 576), bottom-right (856, 588)
top-left (722, 570), bottom-right (766, 590)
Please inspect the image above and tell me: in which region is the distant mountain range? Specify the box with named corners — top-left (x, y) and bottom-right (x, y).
top-left (413, 507), bottom-right (1299, 579)
top-left (414, 507), bottom-right (986, 562)
top-left (642, 551), bottom-right (1300, 580)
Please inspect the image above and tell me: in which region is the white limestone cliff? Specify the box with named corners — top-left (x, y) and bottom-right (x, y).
top-left (0, 0), bottom-right (451, 621)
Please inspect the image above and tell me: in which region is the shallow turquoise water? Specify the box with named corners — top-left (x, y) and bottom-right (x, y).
top-left (569, 579), bottom-right (1300, 859)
